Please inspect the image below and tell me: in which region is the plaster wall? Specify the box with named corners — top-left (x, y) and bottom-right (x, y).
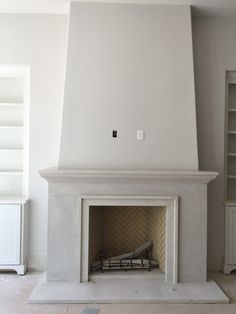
top-left (59, 3), bottom-right (199, 170)
top-left (0, 14), bottom-right (68, 269)
top-left (192, 18), bottom-right (236, 270)
top-left (0, 8), bottom-right (228, 273)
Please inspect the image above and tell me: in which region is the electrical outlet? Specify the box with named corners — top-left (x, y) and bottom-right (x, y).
top-left (137, 130), bottom-right (144, 140)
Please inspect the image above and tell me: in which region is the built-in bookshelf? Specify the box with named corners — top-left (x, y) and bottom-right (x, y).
top-left (225, 72), bottom-right (236, 201)
top-left (224, 71), bottom-right (236, 273)
top-left (0, 67), bottom-right (29, 274)
top-left (0, 67), bottom-right (29, 198)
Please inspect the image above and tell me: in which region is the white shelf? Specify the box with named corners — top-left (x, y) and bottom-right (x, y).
top-left (228, 153), bottom-right (236, 156)
top-left (225, 199), bottom-right (236, 205)
top-left (0, 125), bottom-right (23, 128)
top-left (0, 147), bottom-right (23, 151)
top-left (0, 102), bottom-right (23, 107)
top-left (0, 196), bottom-right (27, 204)
top-left (0, 194), bottom-right (23, 199)
top-left (227, 175), bottom-right (236, 179)
top-left (0, 171), bottom-right (23, 175)
top-left (228, 108), bottom-right (236, 112)
top-left (0, 148), bottom-right (23, 151)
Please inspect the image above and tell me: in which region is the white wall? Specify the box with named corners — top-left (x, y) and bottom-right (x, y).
top-left (0, 14), bottom-right (68, 269)
top-left (0, 9), bottom-right (228, 272)
top-left (59, 3), bottom-right (199, 170)
top-left (192, 18), bottom-right (236, 271)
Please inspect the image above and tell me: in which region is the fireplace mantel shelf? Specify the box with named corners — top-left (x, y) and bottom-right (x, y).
top-left (39, 168), bottom-right (218, 184)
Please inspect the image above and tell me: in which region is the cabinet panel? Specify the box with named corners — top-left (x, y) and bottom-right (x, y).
top-left (227, 206), bottom-right (236, 264)
top-left (0, 204), bottom-right (21, 265)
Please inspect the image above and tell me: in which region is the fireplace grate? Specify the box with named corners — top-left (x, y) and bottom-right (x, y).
top-left (91, 241), bottom-right (158, 272)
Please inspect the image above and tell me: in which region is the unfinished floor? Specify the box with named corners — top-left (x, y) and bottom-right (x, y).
top-left (0, 272), bottom-right (236, 313)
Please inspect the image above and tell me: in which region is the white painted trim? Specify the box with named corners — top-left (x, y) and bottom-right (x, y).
top-left (173, 197), bottom-right (179, 283)
top-left (0, 65), bottom-right (29, 78)
top-left (81, 195), bottom-right (178, 284)
top-left (23, 66), bottom-right (30, 198)
top-left (0, 264), bottom-right (26, 275)
top-left (81, 199), bottom-right (89, 282)
top-left (223, 264), bottom-right (236, 275)
top-left (226, 70), bottom-right (236, 84)
top-left (40, 168), bottom-right (218, 184)
top-left (0, 197), bottom-right (27, 204)
top-left (78, 199), bottom-right (82, 282)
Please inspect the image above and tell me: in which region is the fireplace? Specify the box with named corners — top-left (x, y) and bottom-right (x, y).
top-left (81, 196), bottom-right (178, 283)
top-left (39, 169), bottom-right (213, 286)
top-left (89, 205), bottom-right (166, 274)
top-left (29, 2), bottom-right (228, 303)
top-left (28, 169), bottom-right (229, 303)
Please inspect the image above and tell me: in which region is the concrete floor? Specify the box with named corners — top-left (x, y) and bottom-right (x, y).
top-left (0, 272), bottom-right (236, 313)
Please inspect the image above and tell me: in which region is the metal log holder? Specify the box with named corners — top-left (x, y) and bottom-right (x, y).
top-left (98, 251), bottom-right (153, 272)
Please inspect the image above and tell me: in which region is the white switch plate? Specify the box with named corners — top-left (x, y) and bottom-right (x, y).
top-left (137, 130), bottom-right (144, 140)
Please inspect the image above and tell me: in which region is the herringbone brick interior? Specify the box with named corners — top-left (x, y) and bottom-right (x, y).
top-left (148, 207), bottom-right (166, 272)
top-left (89, 206), bottom-right (103, 267)
top-left (89, 206), bottom-right (166, 272)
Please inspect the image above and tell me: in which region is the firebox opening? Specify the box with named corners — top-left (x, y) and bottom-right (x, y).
top-left (89, 206), bottom-right (166, 274)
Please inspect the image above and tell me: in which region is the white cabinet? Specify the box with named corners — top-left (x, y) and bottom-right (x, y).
top-left (0, 205), bottom-right (20, 265)
top-left (224, 205), bottom-right (236, 274)
top-left (0, 200), bottom-right (28, 275)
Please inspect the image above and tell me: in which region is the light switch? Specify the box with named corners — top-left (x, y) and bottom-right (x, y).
top-left (112, 130), bottom-right (117, 138)
top-left (137, 130), bottom-right (144, 140)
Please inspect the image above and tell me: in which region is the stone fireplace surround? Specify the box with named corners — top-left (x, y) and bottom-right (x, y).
top-left (29, 169), bottom-right (229, 303)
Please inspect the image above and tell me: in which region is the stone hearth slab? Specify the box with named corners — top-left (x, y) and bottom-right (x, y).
top-left (29, 274), bottom-right (229, 304)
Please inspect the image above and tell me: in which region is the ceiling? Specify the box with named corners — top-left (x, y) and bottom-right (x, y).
top-left (1, 0), bottom-right (236, 17)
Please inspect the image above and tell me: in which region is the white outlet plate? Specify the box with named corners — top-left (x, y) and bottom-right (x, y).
top-left (137, 130), bottom-right (144, 140)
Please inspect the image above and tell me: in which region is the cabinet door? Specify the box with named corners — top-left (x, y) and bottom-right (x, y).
top-left (0, 204), bottom-right (21, 265)
top-left (227, 206), bottom-right (236, 264)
